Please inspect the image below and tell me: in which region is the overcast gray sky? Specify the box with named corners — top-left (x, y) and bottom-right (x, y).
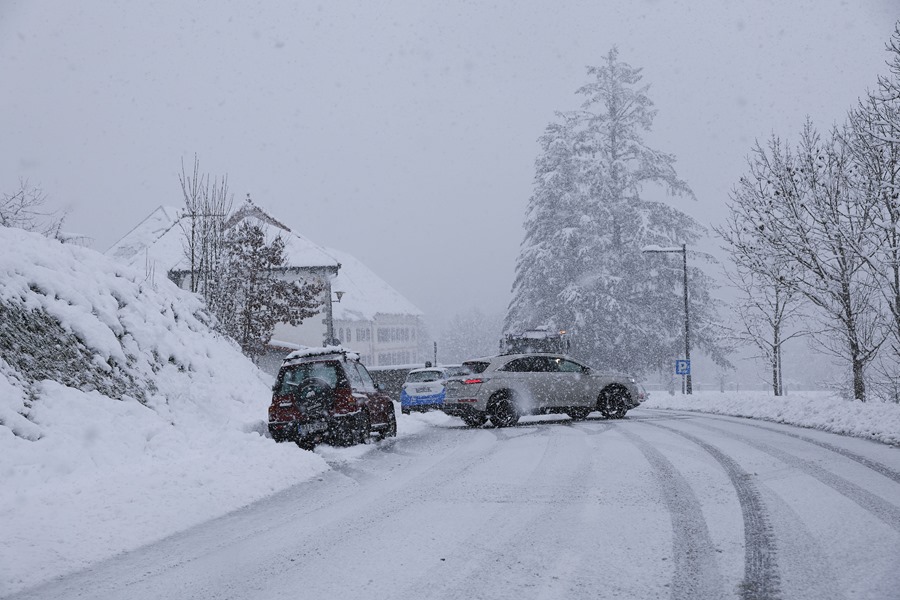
top-left (1, 1), bottom-right (897, 327)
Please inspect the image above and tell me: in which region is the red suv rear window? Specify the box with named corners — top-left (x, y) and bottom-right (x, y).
top-left (275, 361), bottom-right (340, 395)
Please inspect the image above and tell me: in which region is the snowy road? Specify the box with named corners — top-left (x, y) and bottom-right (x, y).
top-left (6, 408), bottom-right (900, 600)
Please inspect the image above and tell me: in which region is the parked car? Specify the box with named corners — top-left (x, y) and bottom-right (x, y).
top-left (400, 364), bottom-right (471, 414)
top-left (267, 347), bottom-right (397, 448)
top-left (441, 353), bottom-right (642, 427)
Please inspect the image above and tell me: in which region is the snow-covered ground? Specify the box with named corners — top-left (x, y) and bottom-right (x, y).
top-left (2, 227), bottom-right (899, 596)
top-left (644, 390), bottom-right (900, 446)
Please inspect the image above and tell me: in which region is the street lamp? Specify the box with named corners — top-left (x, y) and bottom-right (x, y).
top-left (641, 243), bottom-right (692, 394)
top-left (324, 286), bottom-right (345, 347)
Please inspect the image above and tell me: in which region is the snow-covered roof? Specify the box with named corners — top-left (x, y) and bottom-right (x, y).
top-left (221, 201), bottom-right (339, 271)
top-left (323, 247), bottom-right (423, 321)
top-left (106, 205), bottom-right (186, 271)
top-left (107, 202), bottom-right (422, 321)
top-left (106, 203), bottom-right (340, 274)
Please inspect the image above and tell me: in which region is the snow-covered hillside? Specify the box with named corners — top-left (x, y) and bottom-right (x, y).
top-left (0, 227), bottom-right (329, 595)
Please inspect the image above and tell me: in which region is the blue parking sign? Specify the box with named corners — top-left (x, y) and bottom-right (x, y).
top-left (675, 359), bottom-right (691, 375)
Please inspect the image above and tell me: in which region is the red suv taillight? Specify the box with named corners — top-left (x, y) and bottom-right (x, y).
top-left (269, 393), bottom-right (298, 422)
top-left (463, 378), bottom-right (484, 385)
top-left (273, 393), bottom-right (294, 407)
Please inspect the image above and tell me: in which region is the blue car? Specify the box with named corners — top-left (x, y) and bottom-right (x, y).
top-left (400, 365), bottom-right (470, 414)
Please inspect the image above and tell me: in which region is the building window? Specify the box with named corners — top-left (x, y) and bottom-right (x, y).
top-left (376, 327), bottom-right (413, 343)
top-left (356, 328), bottom-right (370, 341)
top-left (376, 351), bottom-right (412, 366)
top-left (346, 329), bottom-right (351, 342)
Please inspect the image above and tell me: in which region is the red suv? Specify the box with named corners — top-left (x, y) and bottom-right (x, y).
top-left (268, 347), bottom-right (397, 449)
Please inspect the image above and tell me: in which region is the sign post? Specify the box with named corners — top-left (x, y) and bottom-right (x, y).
top-left (675, 360), bottom-right (691, 395)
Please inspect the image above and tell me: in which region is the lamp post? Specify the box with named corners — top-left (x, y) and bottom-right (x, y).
top-left (324, 285), bottom-right (345, 346)
top-left (641, 243), bottom-right (692, 394)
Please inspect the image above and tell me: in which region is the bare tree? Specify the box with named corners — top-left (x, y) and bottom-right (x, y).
top-left (178, 155), bottom-right (232, 295)
top-left (744, 124), bottom-right (886, 401)
top-left (721, 256), bottom-right (807, 395)
top-left (719, 161), bottom-right (810, 395)
top-left (1, 179), bottom-right (65, 237)
top-left (845, 26), bottom-right (900, 399)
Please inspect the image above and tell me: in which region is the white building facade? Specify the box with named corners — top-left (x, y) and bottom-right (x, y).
top-left (323, 247), bottom-right (423, 367)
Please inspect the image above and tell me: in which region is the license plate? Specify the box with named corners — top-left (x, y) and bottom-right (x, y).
top-left (298, 421), bottom-right (328, 436)
top-left (415, 386), bottom-right (433, 393)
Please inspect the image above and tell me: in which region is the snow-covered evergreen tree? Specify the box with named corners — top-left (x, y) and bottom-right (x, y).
top-left (213, 221), bottom-right (324, 360)
top-left (507, 48), bottom-right (725, 374)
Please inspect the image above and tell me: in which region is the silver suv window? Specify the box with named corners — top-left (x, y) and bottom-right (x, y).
top-left (462, 361), bottom-right (490, 374)
top-left (500, 356), bottom-right (558, 373)
top-left (557, 358), bottom-right (588, 373)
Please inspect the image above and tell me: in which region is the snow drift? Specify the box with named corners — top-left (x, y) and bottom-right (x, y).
top-left (0, 227), bottom-right (328, 595)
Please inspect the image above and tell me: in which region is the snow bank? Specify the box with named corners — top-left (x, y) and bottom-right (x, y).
top-left (644, 391), bottom-right (900, 446)
top-left (0, 227), bottom-right (329, 595)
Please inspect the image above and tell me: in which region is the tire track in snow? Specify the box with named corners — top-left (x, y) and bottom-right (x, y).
top-left (396, 423), bottom-right (617, 600)
top-left (689, 421), bottom-right (900, 534)
top-left (676, 412), bottom-right (900, 485)
top-left (647, 422), bottom-right (782, 600)
top-left (617, 425), bottom-right (726, 600)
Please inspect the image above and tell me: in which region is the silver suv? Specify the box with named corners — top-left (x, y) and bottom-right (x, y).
top-left (441, 353), bottom-right (642, 427)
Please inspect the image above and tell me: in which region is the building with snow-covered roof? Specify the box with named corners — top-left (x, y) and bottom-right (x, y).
top-left (107, 201), bottom-right (339, 353)
top-left (107, 200), bottom-right (424, 371)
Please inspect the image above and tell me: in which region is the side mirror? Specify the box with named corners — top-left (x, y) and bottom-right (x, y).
top-left (374, 382), bottom-right (383, 391)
